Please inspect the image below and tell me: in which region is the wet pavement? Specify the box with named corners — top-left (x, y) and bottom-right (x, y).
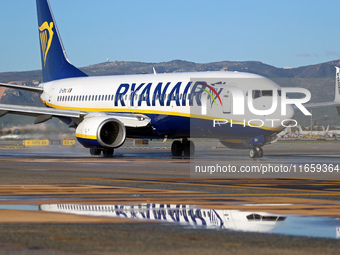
top-left (0, 141), bottom-right (340, 254)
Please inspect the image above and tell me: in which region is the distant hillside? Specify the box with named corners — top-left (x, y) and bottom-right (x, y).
top-left (2, 58), bottom-right (340, 81)
top-left (81, 59), bottom-right (340, 79)
top-left (1, 59), bottom-right (340, 127)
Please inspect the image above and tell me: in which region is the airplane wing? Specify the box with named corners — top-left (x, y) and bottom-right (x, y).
top-left (294, 100), bottom-right (340, 116)
top-left (0, 103), bottom-right (150, 127)
top-left (0, 82), bottom-right (80, 124)
top-left (0, 103), bottom-right (83, 124)
top-left (0, 83), bottom-right (150, 126)
top-left (0, 82), bottom-right (43, 93)
top-left (303, 101), bottom-right (340, 109)
top-left (299, 66), bottom-right (340, 113)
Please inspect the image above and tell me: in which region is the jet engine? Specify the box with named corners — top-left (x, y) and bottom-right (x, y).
top-left (76, 116), bottom-right (126, 148)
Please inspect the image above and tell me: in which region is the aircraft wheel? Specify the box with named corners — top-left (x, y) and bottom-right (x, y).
top-left (171, 140), bottom-right (183, 156)
top-left (90, 148), bottom-right (102, 156)
top-left (249, 148), bottom-right (258, 158)
top-left (183, 140), bottom-right (195, 157)
top-left (103, 148), bottom-right (114, 157)
top-left (256, 147), bottom-right (264, 158)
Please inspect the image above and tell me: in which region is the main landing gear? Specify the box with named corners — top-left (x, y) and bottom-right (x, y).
top-left (171, 138), bottom-right (195, 157)
top-left (90, 148), bottom-right (114, 157)
top-left (249, 146), bottom-right (263, 159)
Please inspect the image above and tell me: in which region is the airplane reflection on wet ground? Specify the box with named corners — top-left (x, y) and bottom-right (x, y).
top-left (1, 203), bottom-right (339, 239)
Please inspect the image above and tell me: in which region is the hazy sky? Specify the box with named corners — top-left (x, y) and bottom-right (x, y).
top-left (0, 0), bottom-right (339, 72)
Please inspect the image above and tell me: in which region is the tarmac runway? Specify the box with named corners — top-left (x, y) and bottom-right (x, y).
top-left (0, 140), bottom-right (340, 254)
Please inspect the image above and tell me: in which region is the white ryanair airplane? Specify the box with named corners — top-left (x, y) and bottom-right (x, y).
top-left (0, 0), bottom-right (339, 158)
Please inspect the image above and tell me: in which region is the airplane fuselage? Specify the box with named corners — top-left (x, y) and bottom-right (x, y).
top-left (40, 71), bottom-right (293, 141)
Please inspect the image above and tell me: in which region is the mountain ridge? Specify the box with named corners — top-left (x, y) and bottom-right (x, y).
top-left (0, 59), bottom-right (339, 126)
top-left (1, 58), bottom-right (340, 82)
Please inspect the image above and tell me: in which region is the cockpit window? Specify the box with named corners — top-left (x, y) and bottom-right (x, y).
top-left (252, 90), bottom-right (262, 99)
top-left (246, 213), bottom-right (261, 220)
top-left (252, 89), bottom-right (281, 99)
top-left (261, 90), bottom-right (273, 96)
top-left (262, 216), bottom-right (279, 221)
top-left (246, 213), bottom-right (287, 222)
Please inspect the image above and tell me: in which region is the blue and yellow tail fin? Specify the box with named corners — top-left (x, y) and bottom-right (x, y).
top-left (36, 0), bottom-right (87, 82)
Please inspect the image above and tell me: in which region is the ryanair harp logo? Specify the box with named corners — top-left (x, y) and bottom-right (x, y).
top-left (39, 22), bottom-right (54, 67)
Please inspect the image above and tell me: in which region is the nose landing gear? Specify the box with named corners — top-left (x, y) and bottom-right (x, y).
top-left (171, 138), bottom-right (195, 157)
top-left (249, 146), bottom-right (263, 158)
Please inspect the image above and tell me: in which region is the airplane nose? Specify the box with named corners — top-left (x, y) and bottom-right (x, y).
top-left (278, 104), bottom-right (295, 128)
top-left (285, 104), bottom-right (295, 119)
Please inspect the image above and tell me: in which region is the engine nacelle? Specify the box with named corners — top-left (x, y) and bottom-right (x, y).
top-left (76, 116), bottom-right (126, 148)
